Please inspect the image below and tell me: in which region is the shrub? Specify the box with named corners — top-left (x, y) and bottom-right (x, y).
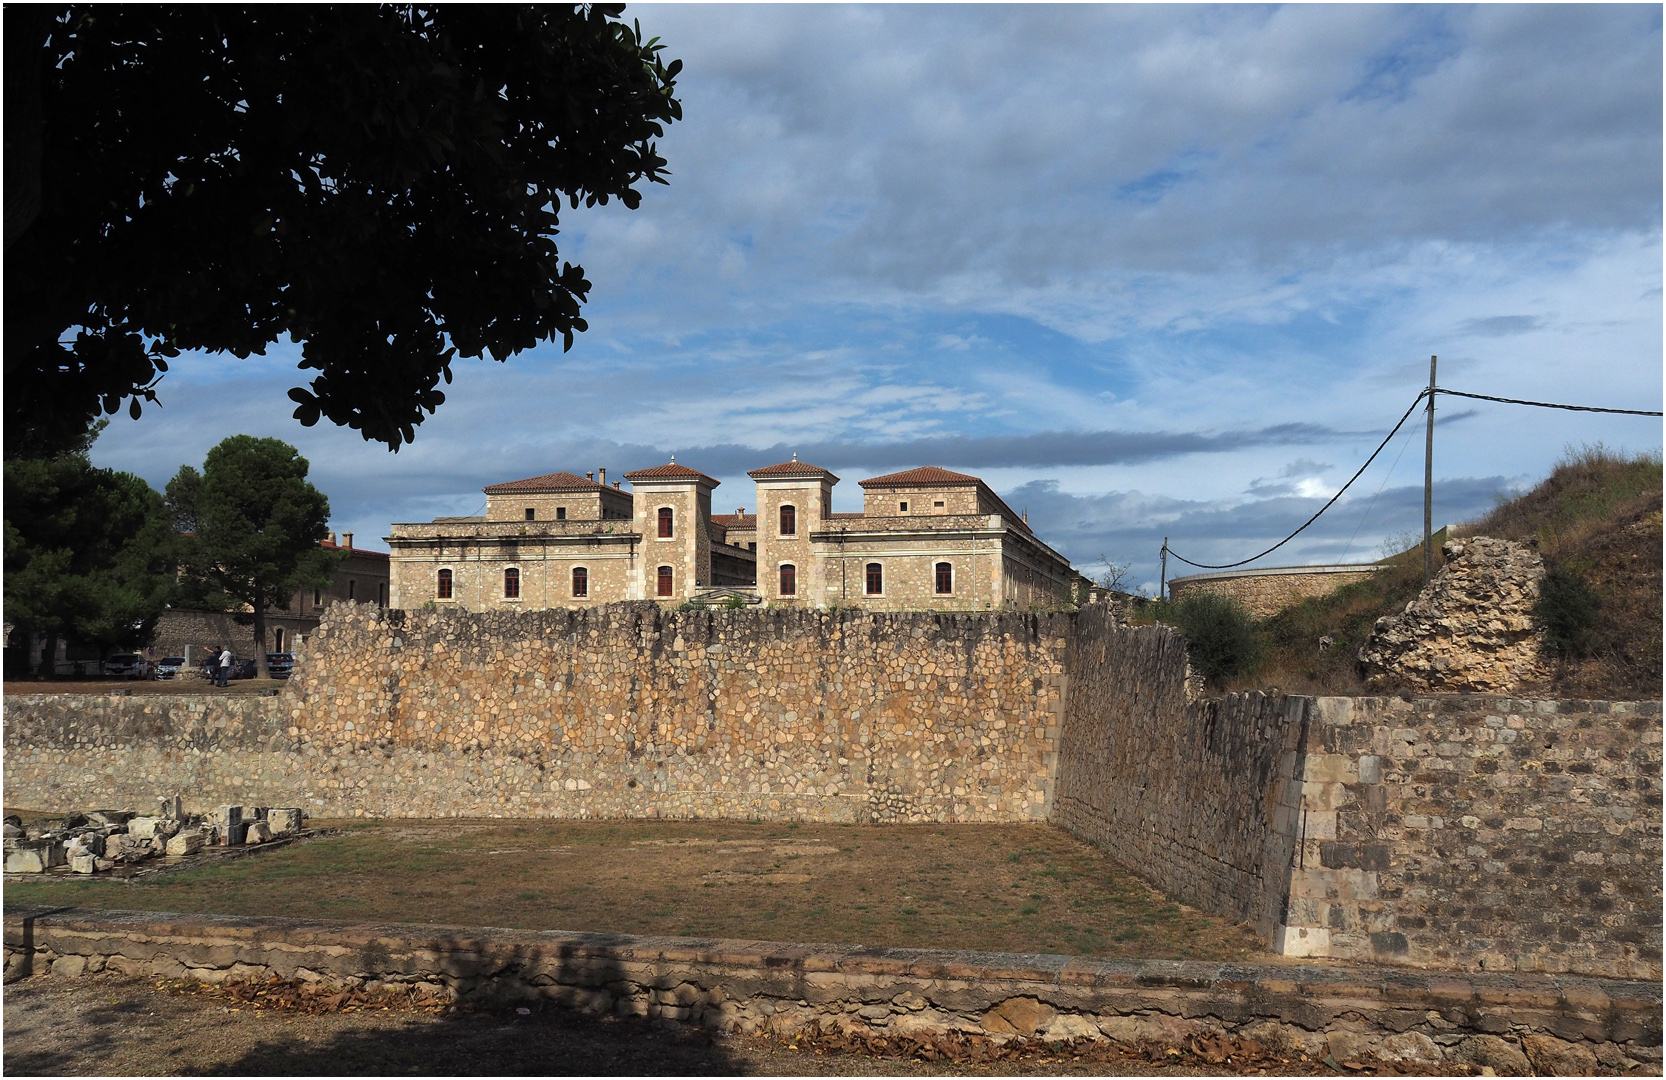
top-left (724, 594), bottom-right (747, 610)
top-left (1535, 566), bottom-right (1604, 659)
top-left (1165, 593), bottom-right (1266, 684)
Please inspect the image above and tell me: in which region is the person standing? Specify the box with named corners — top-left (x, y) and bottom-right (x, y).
top-left (217, 645), bottom-right (233, 688)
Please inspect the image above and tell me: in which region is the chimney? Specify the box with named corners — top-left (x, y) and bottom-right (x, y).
top-left (614, 481), bottom-right (622, 489)
top-left (598, 467), bottom-right (606, 486)
top-left (586, 471), bottom-right (593, 481)
top-left (343, 532), bottom-right (354, 549)
top-left (737, 507), bottom-right (745, 516)
top-left (326, 531), bottom-right (336, 544)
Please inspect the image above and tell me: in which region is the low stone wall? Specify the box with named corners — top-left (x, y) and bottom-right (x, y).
top-left (4, 603), bottom-right (1071, 824)
top-left (4, 908), bottom-right (1657, 1073)
top-left (1278, 696), bottom-right (1662, 981)
top-left (1167, 564), bottom-right (1381, 619)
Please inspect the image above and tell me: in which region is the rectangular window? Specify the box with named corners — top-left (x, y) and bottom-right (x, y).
top-left (748, 542), bottom-right (756, 552)
top-left (657, 565), bottom-right (674, 597)
top-left (556, 507), bottom-right (566, 520)
top-left (437, 569), bottom-right (452, 599)
top-left (504, 567), bottom-right (520, 599)
top-left (525, 507), bottom-right (535, 520)
top-left (865, 562), bottom-right (883, 595)
top-left (314, 588), bottom-right (322, 607)
top-left (779, 563), bottom-right (796, 596)
top-left (572, 566), bottom-right (588, 597)
top-left (378, 582), bottom-right (386, 606)
top-left (779, 504), bottom-right (796, 536)
top-left (899, 500), bottom-right (909, 512)
top-left (348, 580), bottom-right (355, 600)
top-left (933, 500), bottom-right (944, 508)
top-left (935, 562), bottom-right (953, 594)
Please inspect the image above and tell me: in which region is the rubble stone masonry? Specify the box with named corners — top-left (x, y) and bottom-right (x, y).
top-left (4, 601), bottom-right (1658, 980)
top-left (4, 603), bottom-right (1071, 824)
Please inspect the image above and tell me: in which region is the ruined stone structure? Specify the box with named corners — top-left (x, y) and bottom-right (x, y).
top-left (387, 460), bottom-right (1074, 612)
top-left (1166, 563), bottom-right (1382, 619)
top-left (1358, 536), bottom-right (1548, 692)
top-left (6, 600), bottom-right (1658, 981)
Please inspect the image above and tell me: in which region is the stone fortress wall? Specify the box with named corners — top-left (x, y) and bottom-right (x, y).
top-left (5, 603), bottom-right (1072, 824)
top-left (1166, 564), bottom-right (1382, 619)
top-left (4, 601), bottom-right (1658, 980)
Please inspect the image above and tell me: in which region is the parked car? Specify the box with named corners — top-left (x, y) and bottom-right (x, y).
top-left (199, 655), bottom-right (257, 681)
top-left (101, 653), bottom-right (151, 679)
top-left (265, 653), bottom-right (295, 679)
top-left (153, 656), bottom-right (187, 680)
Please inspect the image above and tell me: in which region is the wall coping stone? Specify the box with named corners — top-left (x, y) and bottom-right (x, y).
top-left (5, 907), bottom-right (1659, 1049)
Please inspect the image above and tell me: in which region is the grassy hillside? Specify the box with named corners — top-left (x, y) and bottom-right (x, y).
top-left (1144, 446), bottom-right (1662, 699)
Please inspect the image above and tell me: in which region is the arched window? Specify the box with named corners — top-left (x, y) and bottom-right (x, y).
top-left (865, 562), bottom-right (883, 595)
top-left (779, 563), bottom-right (797, 596)
top-left (935, 562), bottom-right (953, 594)
top-left (572, 566), bottom-right (588, 598)
top-left (657, 565), bottom-right (674, 597)
top-left (658, 507), bottom-right (674, 538)
top-left (779, 504), bottom-right (796, 536)
top-left (436, 569), bottom-right (452, 599)
top-left (504, 567), bottom-right (520, 599)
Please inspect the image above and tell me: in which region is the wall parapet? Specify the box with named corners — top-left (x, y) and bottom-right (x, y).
top-left (5, 907), bottom-right (1658, 1070)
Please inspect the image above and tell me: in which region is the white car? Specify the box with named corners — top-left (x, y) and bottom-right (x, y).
top-left (100, 653), bottom-right (151, 679)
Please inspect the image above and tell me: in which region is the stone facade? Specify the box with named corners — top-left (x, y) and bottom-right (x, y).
top-left (8, 909), bottom-right (1659, 1071)
top-left (5, 603), bottom-right (1070, 824)
top-left (1167, 564), bottom-right (1382, 619)
top-left (1359, 536), bottom-right (1547, 692)
top-left (1277, 695), bottom-right (1662, 980)
top-left (388, 461), bottom-right (1074, 612)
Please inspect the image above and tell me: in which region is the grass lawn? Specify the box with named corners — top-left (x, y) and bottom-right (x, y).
top-left (4, 819), bottom-right (1265, 962)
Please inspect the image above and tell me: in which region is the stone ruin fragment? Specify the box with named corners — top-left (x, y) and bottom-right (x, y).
top-left (1357, 536), bottom-right (1549, 693)
top-left (3, 797), bottom-right (308, 875)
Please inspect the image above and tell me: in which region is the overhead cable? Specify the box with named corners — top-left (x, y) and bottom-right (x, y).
top-left (1435, 388), bottom-right (1661, 417)
top-left (1165, 390), bottom-right (1429, 571)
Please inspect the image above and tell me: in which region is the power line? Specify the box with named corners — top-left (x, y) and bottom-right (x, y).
top-left (1166, 390), bottom-right (1429, 571)
top-left (1435, 388), bottom-right (1662, 417)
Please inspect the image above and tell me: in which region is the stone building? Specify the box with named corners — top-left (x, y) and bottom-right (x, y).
top-left (388, 460), bottom-right (1075, 611)
top-left (150, 532), bottom-right (390, 663)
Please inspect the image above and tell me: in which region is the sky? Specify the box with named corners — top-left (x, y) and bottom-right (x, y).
top-left (90, 4), bottom-right (1663, 595)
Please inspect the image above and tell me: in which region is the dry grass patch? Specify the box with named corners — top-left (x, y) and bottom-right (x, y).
top-left (4, 819), bottom-right (1264, 962)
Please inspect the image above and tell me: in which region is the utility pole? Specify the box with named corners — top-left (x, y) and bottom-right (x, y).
top-left (1159, 537), bottom-right (1169, 602)
top-left (1423, 354), bottom-right (1437, 585)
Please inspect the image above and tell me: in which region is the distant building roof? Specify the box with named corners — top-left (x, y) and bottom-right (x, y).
top-left (711, 513), bottom-right (757, 529)
top-left (624, 461), bottom-right (720, 486)
top-left (748, 458), bottom-right (839, 482)
top-left (858, 466), bottom-right (982, 488)
top-left (320, 539), bottom-right (389, 559)
top-left (482, 471), bottom-right (621, 495)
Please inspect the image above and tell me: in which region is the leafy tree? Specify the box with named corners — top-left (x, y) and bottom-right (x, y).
top-left (1165, 593), bottom-right (1266, 685)
top-left (168, 436), bottom-right (341, 678)
top-left (3, 424), bottom-right (180, 672)
top-left (5, 5), bottom-right (682, 458)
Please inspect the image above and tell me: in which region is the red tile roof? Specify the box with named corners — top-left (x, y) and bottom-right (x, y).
top-left (482, 471), bottom-right (619, 495)
top-left (747, 459), bottom-right (839, 481)
top-left (858, 466), bottom-right (981, 488)
top-left (711, 514), bottom-right (757, 529)
top-left (623, 462), bottom-right (719, 486)
top-left (320, 540), bottom-right (389, 558)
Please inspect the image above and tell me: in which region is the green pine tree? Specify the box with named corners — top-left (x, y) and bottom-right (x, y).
top-left (167, 436), bottom-right (341, 679)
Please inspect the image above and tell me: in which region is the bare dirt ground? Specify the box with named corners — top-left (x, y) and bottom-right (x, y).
top-left (5, 818), bottom-right (1264, 962)
top-left (0, 973), bottom-right (1364, 1077)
